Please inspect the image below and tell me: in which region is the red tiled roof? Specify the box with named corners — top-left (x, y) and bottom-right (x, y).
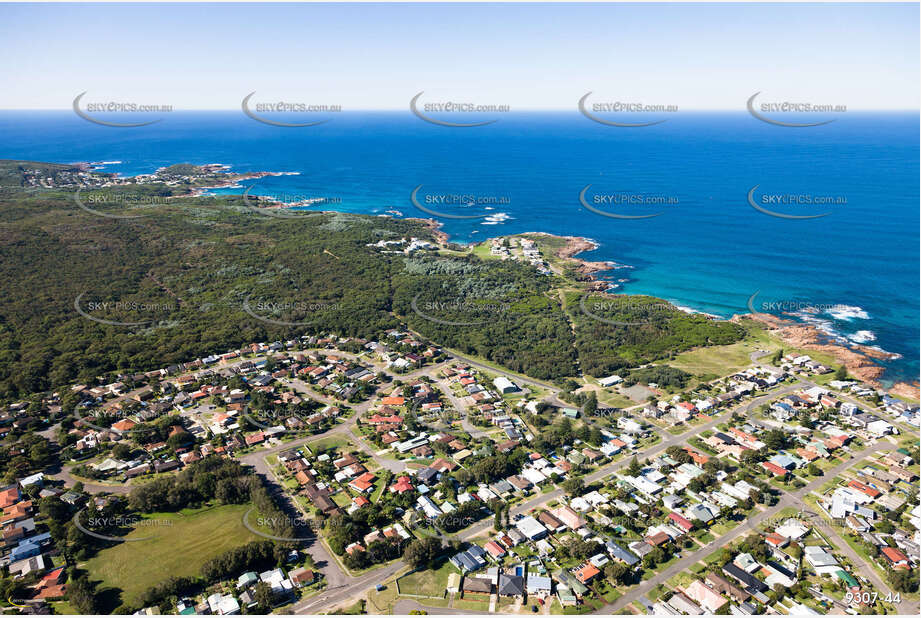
top-left (431, 458), bottom-right (457, 472)
top-left (484, 541), bottom-right (506, 557)
top-left (390, 476), bottom-right (414, 494)
top-left (353, 496), bottom-right (371, 507)
top-left (0, 487), bottom-right (20, 509)
top-left (765, 532), bottom-right (788, 547)
top-left (112, 419), bottom-right (137, 431)
top-left (574, 563), bottom-right (600, 583)
top-left (41, 567), bottom-right (65, 585)
top-left (646, 531), bottom-right (670, 546)
top-left (762, 461), bottom-right (787, 476)
top-left (684, 447), bottom-right (710, 465)
top-left (367, 414), bottom-right (403, 425)
top-left (847, 480), bottom-right (881, 498)
top-left (245, 431), bottom-right (265, 445)
top-left (881, 546), bottom-right (909, 567)
top-left (668, 512), bottom-right (694, 531)
top-left (33, 584), bottom-right (66, 600)
top-left (349, 472), bottom-right (376, 492)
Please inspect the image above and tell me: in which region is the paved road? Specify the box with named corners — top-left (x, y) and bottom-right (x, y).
top-left (45, 464), bottom-right (135, 495)
top-left (598, 440), bottom-right (905, 614)
top-left (392, 599), bottom-right (491, 615)
top-left (292, 560), bottom-right (407, 614)
top-left (55, 345), bottom-right (869, 615)
top-left (785, 446), bottom-right (917, 616)
top-left (458, 382), bottom-right (802, 542)
top-left (432, 379), bottom-right (487, 439)
top-left (413, 336), bottom-right (565, 402)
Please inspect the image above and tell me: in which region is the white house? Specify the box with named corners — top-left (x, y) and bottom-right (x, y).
top-left (867, 419), bottom-right (895, 437)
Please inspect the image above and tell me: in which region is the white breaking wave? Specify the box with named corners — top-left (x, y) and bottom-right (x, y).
top-left (848, 330), bottom-right (876, 344)
top-left (481, 212), bottom-right (512, 225)
top-left (792, 310), bottom-right (887, 352)
top-left (826, 304), bottom-right (870, 320)
top-left (790, 311), bottom-right (842, 342)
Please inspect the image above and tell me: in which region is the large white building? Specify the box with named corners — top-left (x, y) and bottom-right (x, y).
top-left (493, 376), bottom-right (519, 393)
top-left (515, 515), bottom-right (548, 540)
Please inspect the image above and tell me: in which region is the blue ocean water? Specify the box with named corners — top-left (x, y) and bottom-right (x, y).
top-left (1, 111), bottom-right (917, 385)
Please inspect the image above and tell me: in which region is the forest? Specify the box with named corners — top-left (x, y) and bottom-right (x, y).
top-left (0, 161), bottom-right (744, 400)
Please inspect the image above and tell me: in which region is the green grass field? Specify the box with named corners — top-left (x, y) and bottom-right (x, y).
top-left (396, 561), bottom-right (453, 598)
top-left (82, 503), bottom-right (265, 608)
top-left (306, 435), bottom-right (354, 454)
top-left (668, 341), bottom-right (759, 379)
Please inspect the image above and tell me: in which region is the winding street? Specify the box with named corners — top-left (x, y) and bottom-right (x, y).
top-left (598, 439), bottom-right (914, 615)
top-left (44, 342), bottom-right (907, 615)
top-left (458, 382), bottom-right (803, 542)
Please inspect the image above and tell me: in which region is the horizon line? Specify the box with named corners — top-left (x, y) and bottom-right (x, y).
top-left (2, 107), bottom-right (919, 113)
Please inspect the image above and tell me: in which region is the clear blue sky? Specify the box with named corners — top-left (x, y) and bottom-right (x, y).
top-left (1, 2), bottom-right (917, 110)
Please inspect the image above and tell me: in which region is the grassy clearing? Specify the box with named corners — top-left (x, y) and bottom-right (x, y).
top-left (306, 435), bottom-right (354, 454)
top-left (695, 531), bottom-right (715, 544)
top-left (83, 503), bottom-right (265, 608)
top-left (669, 342), bottom-right (758, 379)
top-left (396, 561), bottom-right (453, 598)
top-left (332, 490), bottom-right (352, 507)
top-left (666, 570), bottom-right (698, 590)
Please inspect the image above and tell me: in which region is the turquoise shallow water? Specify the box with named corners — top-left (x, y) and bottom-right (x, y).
top-left (1, 110), bottom-right (917, 384)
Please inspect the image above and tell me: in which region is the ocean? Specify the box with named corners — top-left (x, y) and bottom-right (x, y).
top-left (1, 110), bottom-right (917, 385)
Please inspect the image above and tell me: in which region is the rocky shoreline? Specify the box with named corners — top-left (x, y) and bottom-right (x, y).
top-left (524, 232), bottom-right (626, 279)
top-left (176, 187), bottom-right (919, 402)
top-left (748, 312), bottom-right (918, 399)
top-left (491, 231), bottom-right (918, 401)
top-left (189, 171), bottom-right (292, 197)
top-left (554, 236), bottom-right (614, 275)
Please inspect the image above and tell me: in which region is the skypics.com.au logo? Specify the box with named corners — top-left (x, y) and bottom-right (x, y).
top-left (241, 92), bottom-right (342, 127)
top-left (73, 188), bottom-right (169, 220)
top-left (242, 509), bottom-right (318, 542)
top-left (579, 185), bottom-right (679, 220)
top-left (747, 185), bottom-right (845, 220)
top-left (580, 294), bottom-right (675, 327)
top-left (242, 184), bottom-right (342, 219)
top-left (74, 292), bottom-right (176, 328)
top-left (747, 92), bottom-right (846, 127)
top-left (73, 92), bottom-right (172, 127)
top-left (410, 92), bottom-right (509, 127)
top-left (410, 185), bottom-right (509, 220)
top-left (73, 510), bottom-right (173, 542)
top-left (242, 296), bottom-right (343, 327)
top-left (411, 292), bottom-right (514, 327)
top-left (579, 92), bottom-right (677, 127)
